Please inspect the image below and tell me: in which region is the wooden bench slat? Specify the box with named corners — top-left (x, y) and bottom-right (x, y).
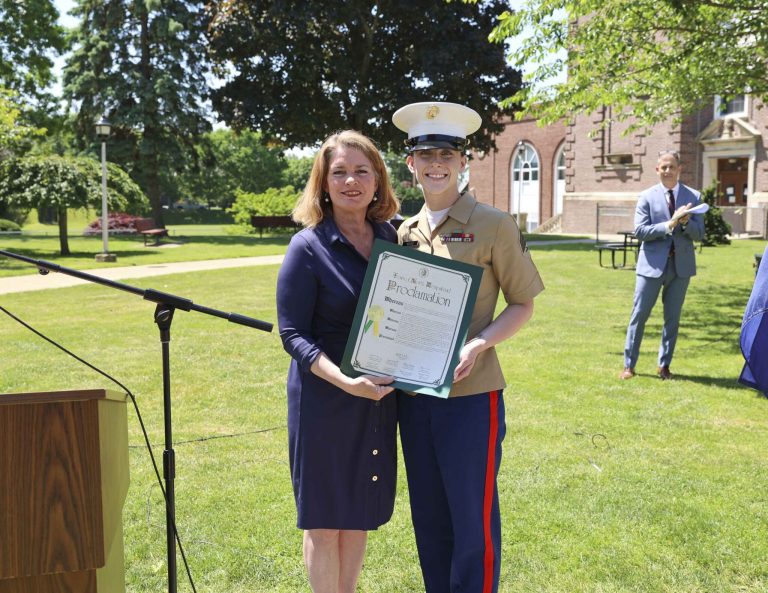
top-left (134, 218), bottom-right (168, 246)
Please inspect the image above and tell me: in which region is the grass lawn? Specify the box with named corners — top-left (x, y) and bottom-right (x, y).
top-left (0, 233), bottom-right (292, 278)
top-left (1, 237), bottom-right (766, 592)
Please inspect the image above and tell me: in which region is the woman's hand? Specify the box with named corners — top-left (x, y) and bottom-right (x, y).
top-left (310, 353), bottom-right (395, 400)
top-left (344, 374), bottom-right (396, 400)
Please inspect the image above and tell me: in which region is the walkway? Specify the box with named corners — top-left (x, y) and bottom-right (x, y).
top-left (0, 255), bottom-right (285, 295)
top-left (0, 237), bottom-right (599, 295)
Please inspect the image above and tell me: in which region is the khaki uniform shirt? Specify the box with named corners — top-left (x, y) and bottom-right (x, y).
top-left (397, 191), bottom-right (544, 397)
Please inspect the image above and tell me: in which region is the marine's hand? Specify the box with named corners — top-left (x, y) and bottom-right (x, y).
top-left (453, 339), bottom-right (484, 383)
top-left (345, 375), bottom-right (395, 400)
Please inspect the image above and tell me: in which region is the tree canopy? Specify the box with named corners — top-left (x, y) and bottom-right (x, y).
top-left (207, 0), bottom-right (522, 152)
top-left (483, 0), bottom-right (768, 128)
top-left (177, 129), bottom-right (287, 208)
top-left (0, 0), bottom-right (66, 103)
top-left (63, 0), bottom-right (212, 226)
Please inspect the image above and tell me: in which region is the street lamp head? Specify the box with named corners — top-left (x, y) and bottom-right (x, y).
top-left (95, 116), bottom-right (111, 140)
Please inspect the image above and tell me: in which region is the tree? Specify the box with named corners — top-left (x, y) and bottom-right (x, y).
top-left (63, 0), bottom-right (212, 227)
top-left (206, 0), bottom-right (521, 152)
top-left (481, 0), bottom-right (768, 129)
top-left (282, 156), bottom-right (314, 192)
top-left (178, 129), bottom-right (287, 208)
top-left (0, 0), bottom-right (66, 103)
top-left (0, 155), bottom-right (148, 255)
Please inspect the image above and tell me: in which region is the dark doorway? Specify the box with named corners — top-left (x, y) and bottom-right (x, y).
top-left (717, 158), bottom-right (749, 205)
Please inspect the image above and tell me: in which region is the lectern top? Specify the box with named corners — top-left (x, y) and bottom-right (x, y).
top-left (0, 388), bottom-right (128, 406)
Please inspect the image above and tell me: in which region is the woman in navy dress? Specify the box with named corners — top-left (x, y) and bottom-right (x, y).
top-left (276, 130), bottom-right (400, 593)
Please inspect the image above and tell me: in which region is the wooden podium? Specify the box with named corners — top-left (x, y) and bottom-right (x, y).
top-left (0, 389), bottom-right (129, 593)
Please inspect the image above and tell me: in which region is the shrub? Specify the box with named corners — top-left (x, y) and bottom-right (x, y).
top-left (701, 184), bottom-right (731, 246)
top-left (83, 212), bottom-right (145, 235)
top-left (0, 204), bottom-right (29, 226)
top-left (228, 186), bottom-right (301, 229)
top-left (0, 218), bottom-right (20, 232)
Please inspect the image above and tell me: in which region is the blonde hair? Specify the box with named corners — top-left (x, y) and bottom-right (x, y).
top-left (292, 130), bottom-right (400, 228)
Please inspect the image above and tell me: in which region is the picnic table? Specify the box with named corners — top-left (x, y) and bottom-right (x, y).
top-left (595, 231), bottom-right (640, 269)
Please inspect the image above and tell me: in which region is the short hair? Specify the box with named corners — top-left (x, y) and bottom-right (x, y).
top-left (292, 130), bottom-right (400, 228)
top-left (657, 150), bottom-right (681, 165)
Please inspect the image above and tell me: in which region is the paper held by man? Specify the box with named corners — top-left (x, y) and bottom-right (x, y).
top-left (671, 202), bottom-right (709, 222)
top-left (341, 240), bottom-right (482, 398)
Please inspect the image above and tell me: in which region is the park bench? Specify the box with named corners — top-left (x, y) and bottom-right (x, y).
top-left (134, 218), bottom-right (169, 246)
top-left (250, 215), bottom-right (300, 237)
top-left (595, 231), bottom-right (640, 269)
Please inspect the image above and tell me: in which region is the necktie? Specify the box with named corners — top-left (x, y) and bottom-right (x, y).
top-left (667, 189), bottom-right (675, 218)
top-left (667, 189), bottom-right (676, 256)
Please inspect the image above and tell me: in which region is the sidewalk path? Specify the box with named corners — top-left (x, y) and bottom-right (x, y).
top-left (0, 238), bottom-right (598, 295)
top-left (0, 255), bottom-right (285, 295)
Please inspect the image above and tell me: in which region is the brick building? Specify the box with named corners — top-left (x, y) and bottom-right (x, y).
top-left (469, 94), bottom-right (768, 237)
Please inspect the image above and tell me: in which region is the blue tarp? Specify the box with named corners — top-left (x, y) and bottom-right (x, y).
top-left (739, 244), bottom-right (768, 396)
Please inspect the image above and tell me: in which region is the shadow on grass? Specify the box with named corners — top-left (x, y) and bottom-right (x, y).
top-left (529, 242), bottom-right (598, 252)
top-left (671, 373), bottom-right (757, 391)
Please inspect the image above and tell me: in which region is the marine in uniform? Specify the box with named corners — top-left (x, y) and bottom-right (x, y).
top-left (392, 102), bottom-right (545, 593)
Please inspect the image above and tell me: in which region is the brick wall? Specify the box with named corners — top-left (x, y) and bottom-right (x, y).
top-left (471, 97), bottom-right (768, 236)
top-left (469, 115), bottom-right (566, 222)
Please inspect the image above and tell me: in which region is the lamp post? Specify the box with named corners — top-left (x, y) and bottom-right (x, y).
top-left (95, 116), bottom-right (116, 262)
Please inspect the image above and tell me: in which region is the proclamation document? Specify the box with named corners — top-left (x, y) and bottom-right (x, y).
top-left (341, 239), bottom-right (482, 398)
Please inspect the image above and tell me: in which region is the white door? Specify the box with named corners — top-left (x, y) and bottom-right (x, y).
top-left (510, 143), bottom-right (540, 231)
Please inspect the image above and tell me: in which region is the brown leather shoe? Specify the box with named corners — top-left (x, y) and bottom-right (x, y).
top-left (657, 366), bottom-right (673, 380)
top-left (619, 367), bottom-right (635, 380)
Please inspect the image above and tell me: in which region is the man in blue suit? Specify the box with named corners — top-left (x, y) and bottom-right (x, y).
top-left (620, 150), bottom-right (705, 380)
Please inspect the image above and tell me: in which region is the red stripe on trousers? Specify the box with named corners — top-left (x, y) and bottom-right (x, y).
top-left (482, 390), bottom-right (499, 593)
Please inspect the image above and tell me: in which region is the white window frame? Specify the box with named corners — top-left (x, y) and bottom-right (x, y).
top-left (714, 94), bottom-right (748, 119)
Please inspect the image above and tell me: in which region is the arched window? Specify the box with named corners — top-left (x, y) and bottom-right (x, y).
top-left (512, 144), bottom-right (540, 183)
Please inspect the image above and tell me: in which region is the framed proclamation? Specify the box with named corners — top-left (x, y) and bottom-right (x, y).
top-left (341, 239), bottom-right (482, 398)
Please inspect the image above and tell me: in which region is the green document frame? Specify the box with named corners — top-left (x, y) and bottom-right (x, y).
top-left (341, 239), bottom-right (482, 398)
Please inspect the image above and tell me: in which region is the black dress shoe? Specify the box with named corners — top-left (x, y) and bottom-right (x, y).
top-left (657, 366), bottom-right (672, 380)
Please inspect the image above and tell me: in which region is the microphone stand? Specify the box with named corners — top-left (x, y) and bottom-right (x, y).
top-left (0, 249), bottom-right (272, 593)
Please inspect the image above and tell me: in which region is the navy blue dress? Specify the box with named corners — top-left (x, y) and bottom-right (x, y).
top-left (276, 217), bottom-right (398, 530)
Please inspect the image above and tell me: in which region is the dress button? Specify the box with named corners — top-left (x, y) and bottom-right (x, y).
top-left (372, 449), bottom-right (379, 456)
top-left (372, 475), bottom-right (378, 482)
top-left (374, 401), bottom-right (381, 407)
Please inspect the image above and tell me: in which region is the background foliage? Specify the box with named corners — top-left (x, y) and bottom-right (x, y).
top-left (228, 186), bottom-right (301, 228)
top-left (206, 0), bottom-right (521, 152)
top-left (483, 0), bottom-right (768, 129)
